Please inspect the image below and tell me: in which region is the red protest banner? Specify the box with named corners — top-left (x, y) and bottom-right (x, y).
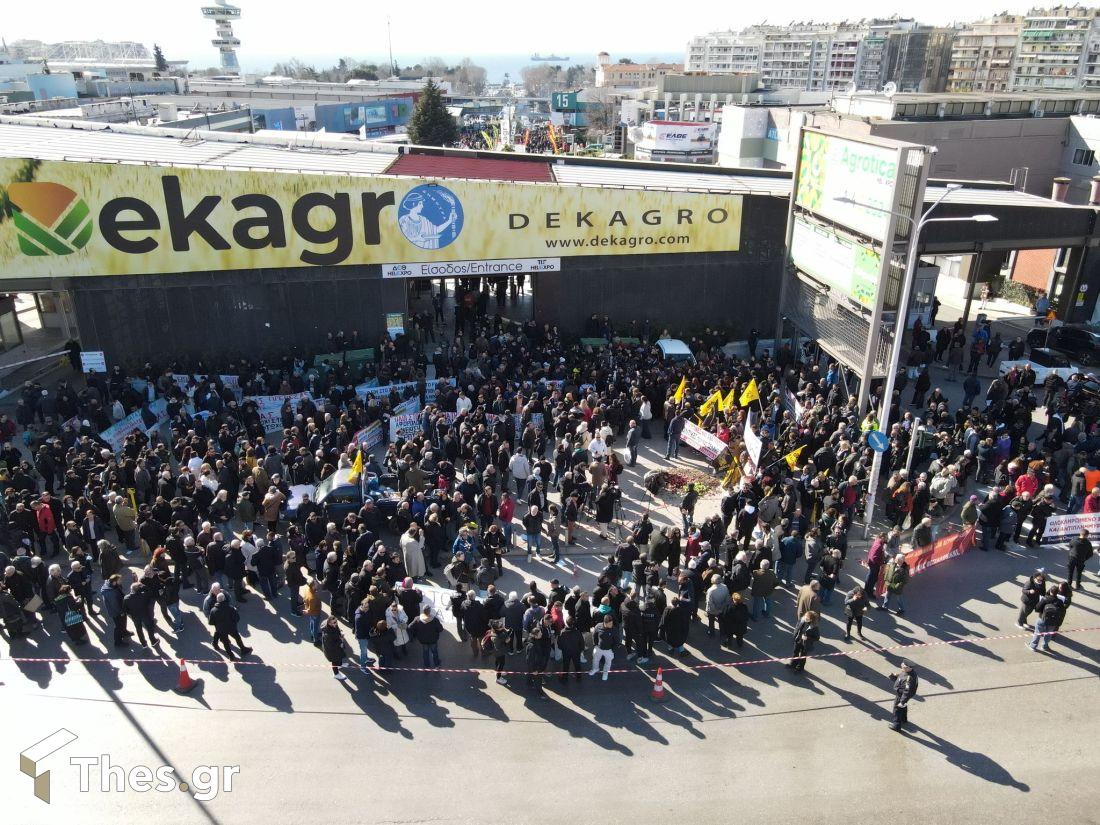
top-left (874, 527), bottom-right (977, 596)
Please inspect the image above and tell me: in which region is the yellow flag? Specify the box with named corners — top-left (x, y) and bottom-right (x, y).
top-left (673, 376), bottom-right (686, 403)
top-left (783, 445), bottom-right (806, 470)
top-left (739, 378), bottom-right (759, 407)
top-left (720, 387), bottom-right (738, 412)
top-left (722, 457), bottom-right (741, 488)
top-left (698, 390), bottom-right (723, 417)
top-left (348, 449), bottom-right (364, 482)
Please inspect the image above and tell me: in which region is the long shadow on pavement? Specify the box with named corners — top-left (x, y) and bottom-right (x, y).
top-left (902, 724), bottom-right (1030, 791)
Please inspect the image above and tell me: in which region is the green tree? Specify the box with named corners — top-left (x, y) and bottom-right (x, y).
top-left (153, 44), bottom-right (169, 73)
top-left (407, 79), bottom-right (458, 146)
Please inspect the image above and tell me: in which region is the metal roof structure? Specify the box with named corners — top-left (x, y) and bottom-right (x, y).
top-left (0, 116), bottom-right (396, 176)
top-left (552, 163), bottom-right (790, 195)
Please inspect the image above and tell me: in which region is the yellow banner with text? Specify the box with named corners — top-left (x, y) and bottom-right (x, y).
top-left (0, 159), bottom-right (743, 278)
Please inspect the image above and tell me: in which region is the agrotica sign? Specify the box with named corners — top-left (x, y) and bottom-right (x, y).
top-left (0, 159), bottom-right (743, 278)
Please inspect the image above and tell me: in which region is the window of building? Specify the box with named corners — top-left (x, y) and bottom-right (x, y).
top-left (1073, 147), bottom-right (1096, 166)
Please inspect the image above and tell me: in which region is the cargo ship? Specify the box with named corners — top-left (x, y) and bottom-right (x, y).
top-left (531, 53), bottom-right (570, 61)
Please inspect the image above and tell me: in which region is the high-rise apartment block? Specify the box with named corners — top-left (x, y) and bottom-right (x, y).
top-left (689, 9), bottom-right (1100, 95)
top-left (947, 14), bottom-right (1024, 92)
top-left (1010, 6), bottom-right (1100, 90)
top-left (686, 19), bottom-right (951, 92)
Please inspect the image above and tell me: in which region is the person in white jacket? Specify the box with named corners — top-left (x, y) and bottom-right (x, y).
top-left (400, 525), bottom-right (427, 581)
top-left (455, 391), bottom-right (473, 415)
top-left (639, 396), bottom-right (653, 439)
top-left (386, 602), bottom-right (411, 659)
top-left (509, 452), bottom-right (532, 500)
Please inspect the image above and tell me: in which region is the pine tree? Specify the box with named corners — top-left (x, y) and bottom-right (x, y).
top-left (407, 80), bottom-right (458, 147)
top-left (153, 44), bottom-right (169, 73)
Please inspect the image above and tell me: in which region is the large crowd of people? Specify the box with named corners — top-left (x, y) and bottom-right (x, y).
top-left (0, 281), bottom-right (1092, 725)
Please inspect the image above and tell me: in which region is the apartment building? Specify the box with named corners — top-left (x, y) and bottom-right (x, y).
top-left (1010, 6), bottom-right (1100, 90)
top-left (947, 14), bottom-right (1024, 92)
top-left (687, 19), bottom-right (948, 92)
top-left (595, 54), bottom-right (684, 89)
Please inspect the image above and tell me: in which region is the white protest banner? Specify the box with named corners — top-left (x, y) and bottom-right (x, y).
top-left (413, 583), bottom-right (458, 625)
top-left (389, 413), bottom-right (422, 443)
top-left (172, 374), bottom-right (241, 395)
top-left (245, 392), bottom-right (314, 432)
top-left (743, 421), bottom-right (763, 466)
top-left (355, 377), bottom-right (453, 404)
top-left (1041, 512), bottom-right (1100, 544)
top-left (784, 387), bottom-right (804, 422)
top-left (679, 420), bottom-right (729, 462)
top-left (354, 421), bottom-right (384, 451)
top-left (388, 398), bottom-right (423, 441)
top-left (99, 399), bottom-right (168, 453)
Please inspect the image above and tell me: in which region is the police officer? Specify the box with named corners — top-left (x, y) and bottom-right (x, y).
top-left (889, 661), bottom-right (919, 732)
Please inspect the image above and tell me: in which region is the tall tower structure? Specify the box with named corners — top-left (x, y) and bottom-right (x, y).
top-left (201, 1), bottom-right (242, 76)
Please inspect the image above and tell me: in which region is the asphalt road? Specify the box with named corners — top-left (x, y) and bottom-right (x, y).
top-left (2, 436), bottom-right (1099, 824)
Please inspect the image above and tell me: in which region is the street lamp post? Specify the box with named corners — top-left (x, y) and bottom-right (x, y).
top-left (835, 188), bottom-right (997, 536)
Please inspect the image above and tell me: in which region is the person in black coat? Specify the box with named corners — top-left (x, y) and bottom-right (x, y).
top-left (208, 593), bottom-right (252, 660)
top-left (525, 622), bottom-right (552, 698)
top-left (409, 606), bottom-right (444, 668)
top-left (369, 619), bottom-right (397, 668)
top-left (253, 539), bottom-right (279, 601)
top-left (786, 611), bottom-right (819, 672)
top-left (284, 551), bottom-right (306, 615)
top-left (638, 597), bottom-right (659, 664)
top-left (1067, 530), bottom-right (1093, 589)
top-left (658, 595), bottom-right (691, 656)
top-left (620, 598), bottom-right (642, 659)
top-left (122, 582), bottom-right (159, 648)
top-left (1017, 570), bottom-right (1047, 628)
top-left (557, 618), bottom-right (584, 682)
top-left (844, 586), bottom-right (869, 641)
top-left (224, 540), bottom-right (248, 602)
top-left (321, 616), bottom-right (348, 679)
top-left (889, 662), bottom-right (919, 731)
top-left (719, 592), bottom-right (750, 648)
top-left (462, 592), bottom-right (489, 657)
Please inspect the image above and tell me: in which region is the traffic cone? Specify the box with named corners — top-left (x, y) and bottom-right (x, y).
top-left (650, 667), bottom-right (666, 701)
top-left (175, 658), bottom-right (198, 693)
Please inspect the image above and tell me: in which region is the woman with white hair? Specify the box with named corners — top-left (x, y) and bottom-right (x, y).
top-left (202, 582), bottom-right (226, 617)
top-left (44, 563), bottom-right (66, 609)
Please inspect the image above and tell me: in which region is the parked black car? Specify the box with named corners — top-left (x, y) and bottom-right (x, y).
top-left (1026, 324), bottom-right (1100, 365)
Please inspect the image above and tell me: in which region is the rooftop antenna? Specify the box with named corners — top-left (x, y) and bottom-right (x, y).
top-left (387, 16), bottom-right (395, 78)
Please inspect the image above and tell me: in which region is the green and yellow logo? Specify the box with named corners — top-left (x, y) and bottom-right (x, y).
top-left (8, 182), bottom-right (93, 256)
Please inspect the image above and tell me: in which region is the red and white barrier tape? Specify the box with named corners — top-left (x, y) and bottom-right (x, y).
top-left (1, 626), bottom-right (1095, 677)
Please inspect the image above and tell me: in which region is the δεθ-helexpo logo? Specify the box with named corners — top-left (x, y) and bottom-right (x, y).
top-left (8, 182), bottom-right (94, 256)
top-left (397, 184), bottom-right (463, 250)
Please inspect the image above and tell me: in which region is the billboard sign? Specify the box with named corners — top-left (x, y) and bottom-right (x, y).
top-left (0, 160), bottom-right (742, 277)
top-left (794, 130), bottom-right (899, 241)
top-left (550, 91), bottom-right (579, 111)
top-left (790, 215), bottom-right (882, 308)
top-left (640, 121), bottom-right (715, 155)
